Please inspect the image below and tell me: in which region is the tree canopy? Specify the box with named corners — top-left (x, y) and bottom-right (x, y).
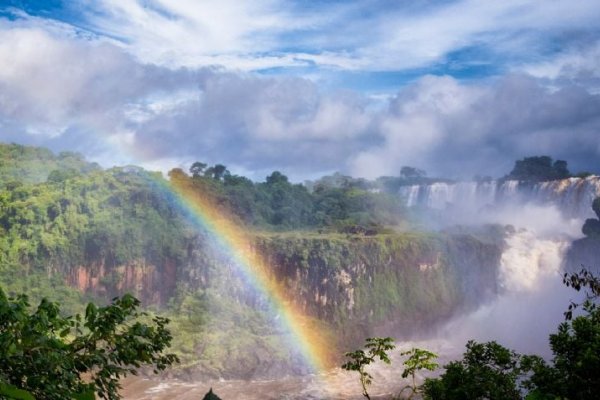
top-left (0, 289), bottom-right (178, 400)
top-left (422, 341), bottom-right (523, 400)
top-left (503, 156), bottom-right (571, 182)
top-left (422, 268), bottom-right (600, 400)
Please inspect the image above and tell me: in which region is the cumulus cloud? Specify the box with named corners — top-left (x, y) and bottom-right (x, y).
top-left (0, 17), bottom-right (212, 162)
top-left (127, 72), bottom-right (376, 176)
top-left (351, 74), bottom-right (600, 179)
top-left (1, 13), bottom-right (600, 180)
top-left (520, 41), bottom-right (600, 92)
top-left (0, 20), bottom-right (205, 133)
top-left (119, 72), bottom-right (600, 179)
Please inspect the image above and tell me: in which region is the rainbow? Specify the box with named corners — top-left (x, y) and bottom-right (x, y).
top-left (143, 171), bottom-right (336, 373)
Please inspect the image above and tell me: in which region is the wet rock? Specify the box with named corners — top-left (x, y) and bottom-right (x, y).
top-left (202, 388), bottom-right (222, 400)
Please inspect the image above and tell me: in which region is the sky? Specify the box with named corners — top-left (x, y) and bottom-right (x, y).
top-left (1, 0), bottom-right (600, 181)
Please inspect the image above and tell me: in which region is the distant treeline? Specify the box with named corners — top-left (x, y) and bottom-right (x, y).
top-left (168, 165), bottom-right (406, 232)
top-left (502, 155), bottom-right (593, 182)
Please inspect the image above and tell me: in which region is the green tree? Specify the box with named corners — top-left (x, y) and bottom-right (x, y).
top-left (552, 160), bottom-right (570, 179)
top-left (189, 162), bottom-right (207, 178)
top-left (265, 171), bottom-right (289, 186)
top-left (422, 341), bottom-right (522, 400)
top-left (341, 337), bottom-right (395, 399)
top-left (398, 348), bottom-right (439, 399)
top-left (204, 164), bottom-right (229, 181)
top-left (504, 156), bottom-right (571, 182)
top-left (524, 269), bottom-right (600, 400)
top-left (0, 289), bottom-right (178, 400)
top-left (422, 268), bottom-right (600, 400)
top-left (400, 166), bottom-right (427, 180)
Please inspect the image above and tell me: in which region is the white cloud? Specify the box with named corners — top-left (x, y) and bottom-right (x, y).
top-left (0, 18), bottom-right (207, 140)
top-left (10, 0), bottom-right (576, 73)
top-left (357, 0), bottom-right (600, 71)
top-left (79, 0), bottom-right (318, 70)
top-left (1, 14), bottom-right (600, 179)
top-left (350, 74), bottom-right (600, 179)
top-left (127, 72), bottom-right (377, 174)
top-left (519, 42), bottom-right (600, 92)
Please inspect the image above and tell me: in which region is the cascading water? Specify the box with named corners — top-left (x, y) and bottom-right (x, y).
top-left (441, 229), bottom-right (574, 357)
top-left (499, 229), bottom-right (567, 292)
top-left (402, 175), bottom-right (588, 359)
top-left (400, 176), bottom-right (600, 219)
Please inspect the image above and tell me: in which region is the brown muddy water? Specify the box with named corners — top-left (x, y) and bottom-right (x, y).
top-left (120, 341), bottom-right (458, 400)
top-left (121, 369), bottom-right (405, 400)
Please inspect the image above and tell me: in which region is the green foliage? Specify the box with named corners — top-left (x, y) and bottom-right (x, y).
top-left (0, 382), bottom-right (35, 400)
top-left (0, 288), bottom-right (178, 400)
top-left (563, 268), bottom-right (600, 320)
top-left (398, 348), bottom-right (439, 399)
top-left (504, 156), bottom-right (571, 182)
top-left (0, 167), bottom-right (187, 300)
top-left (422, 341), bottom-right (523, 400)
top-left (523, 269), bottom-right (600, 400)
top-left (165, 286), bottom-right (294, 376)
top-left (423, 268), bottom-right (600, 400)
top-left (0, 143), bottom-right (99, 187)
top-left (0, 144), bottom-right (506, 380)
top-left (189, 162), bottom-right (207, 178)
top-left (400, 166), bottom-right (427, 180)
top-left (176, 164), bottom-right (407, 230)
top-left (342, 337), bottom-right (395, 399)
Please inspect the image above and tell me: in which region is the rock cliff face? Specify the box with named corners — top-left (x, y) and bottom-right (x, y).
top-left (66, 258), bottom-right (178, 305)
top-left (253, 233), bottom-right (502, 338)
top-left (63, 230), bottom-right (504, 343)
top-left (62, 229), bottom-right (505, 378)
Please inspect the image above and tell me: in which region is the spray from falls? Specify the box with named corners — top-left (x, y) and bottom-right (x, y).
top-left (435, 215), bottom-right (592, 366)
top-left (499, 229), bottom-right (567, 292)
top-left (400, 175), bottom-right (595, 361)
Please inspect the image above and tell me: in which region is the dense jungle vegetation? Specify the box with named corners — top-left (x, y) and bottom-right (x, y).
top-left (0, 142), bottom-right (415, 303)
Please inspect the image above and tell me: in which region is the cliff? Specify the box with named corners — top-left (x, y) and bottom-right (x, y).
top-left (58, 228), bottom-right (503, 328)
top-left (58, 229), bottom-right (504, 378)
top-left (253, 232), bottom-right (501, 335)
top-left (66, 257), bottom-right (178, 305)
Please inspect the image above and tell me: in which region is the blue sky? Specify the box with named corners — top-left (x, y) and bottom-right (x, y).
top-left (1, 0), bottom-right (600, 180)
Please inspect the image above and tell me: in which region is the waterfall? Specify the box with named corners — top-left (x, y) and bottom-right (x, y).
top-left (438, 228), bottom-right (574, 360)
top-left (399, 176), bottom-right (600, 219)
top-left (499, 230), bottom-right (567, 292)
top-left (529, 177), bottom-right (600, 218)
